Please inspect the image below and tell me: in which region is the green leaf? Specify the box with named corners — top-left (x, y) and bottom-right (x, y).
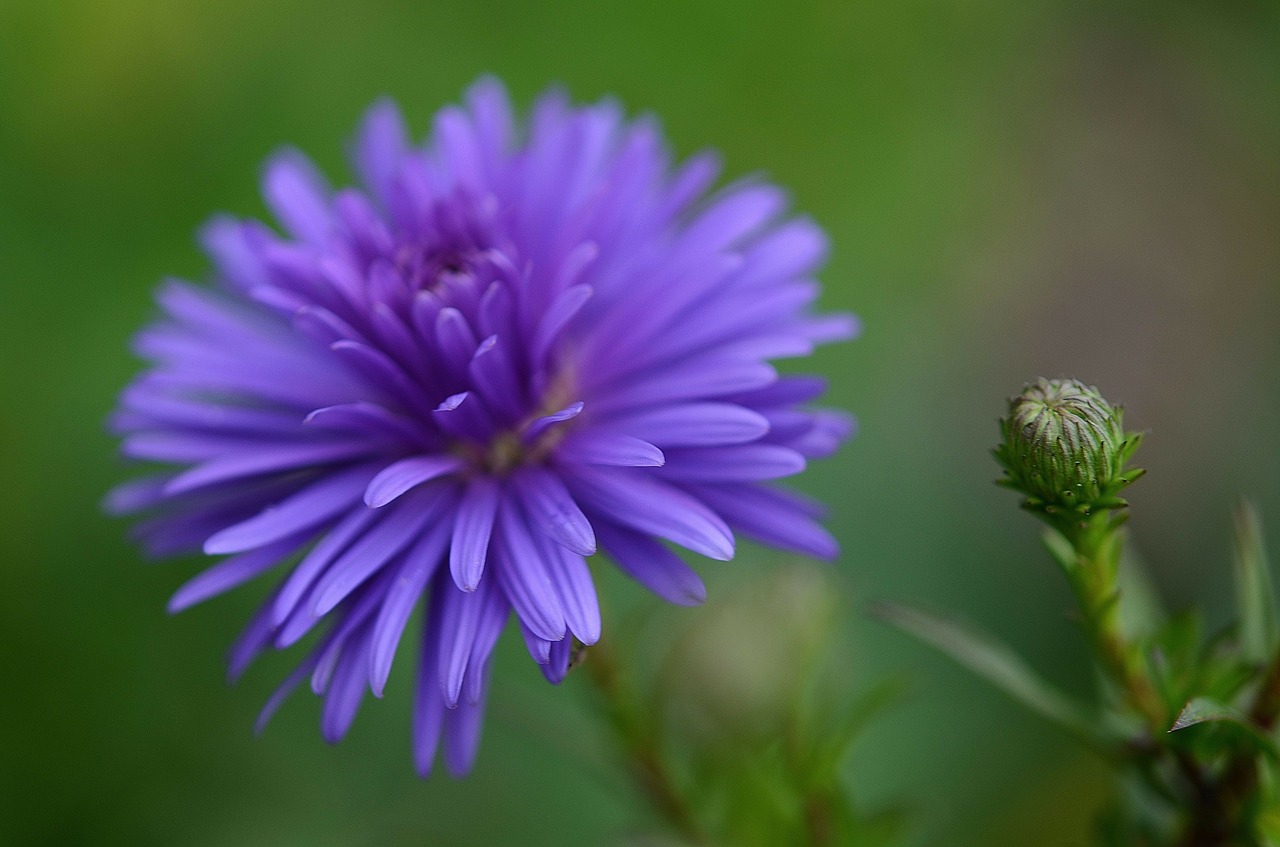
top-left (1115, 544), bottom-right (1166, 640)
top-left (1169, 696), bottom-right (1279, 759)
top-left (873, 602), bottom-right (1101, 748)
top-left (1042, 528), bottom-right (1078, 575)
top-left (806, 676), bottom-right (908, 784)
top-left (1234, 500), bottom-right (1279, 665)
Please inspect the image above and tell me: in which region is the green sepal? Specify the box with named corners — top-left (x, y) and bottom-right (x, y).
top-left (1234, 499), bottom-right (1279, 667)
top-left (873, 601), bottom-right (1103, 750)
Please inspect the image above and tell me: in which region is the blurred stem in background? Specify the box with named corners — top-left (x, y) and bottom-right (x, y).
top-left (884, 379), bottom-right (1280, 845)
top-left (582, 566), bottom-right (905, 847)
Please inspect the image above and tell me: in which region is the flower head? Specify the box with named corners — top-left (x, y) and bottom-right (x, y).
top-left (108, 78), bottom-right (856, 776)
top-left (995, 378), bottom-right (1143, 519)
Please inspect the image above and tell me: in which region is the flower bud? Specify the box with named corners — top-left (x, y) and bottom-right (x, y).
top-left (995, 378), bottom-right (1143, 515)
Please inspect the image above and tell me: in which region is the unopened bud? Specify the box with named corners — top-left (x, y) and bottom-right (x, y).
top-left (995, 378), bottom-right (1143, 516)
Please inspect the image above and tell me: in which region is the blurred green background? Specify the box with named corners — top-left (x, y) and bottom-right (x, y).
top-left (2, 0), bottom-right (1279, 844)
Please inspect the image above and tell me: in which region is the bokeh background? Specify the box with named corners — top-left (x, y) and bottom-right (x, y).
top-left (3, 1), bottom-right (1279, 844)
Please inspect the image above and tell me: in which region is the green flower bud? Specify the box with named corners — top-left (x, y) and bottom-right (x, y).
top-left (995, 378), bottom-right (1144, 517)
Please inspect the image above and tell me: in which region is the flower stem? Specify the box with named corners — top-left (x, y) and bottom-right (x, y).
top-left (584, 638), bottom-right (711, 846)
top-left (1058, 512), bottom-right (1165, 730)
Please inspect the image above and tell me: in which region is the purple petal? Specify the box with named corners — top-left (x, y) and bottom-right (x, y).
top-left (368, 518), bottom-right (452, 697)
top-left (414, 577), bottom-right (448, 776)
top-left (262, 148), bottom-right (333, 245)
top-left (521, 401), bottom-right (584, 444)
top-left (566, 466), bottom-right (734, 561)
top-left (606, 402), bottom-right (770, 447)
top-left (165, 440), bottom-right (373, 496)
top-left (321, 628), bottom-right (371, 743)
top-left (352, 97), bottom-right (408, 206)
top-left (535, 535), bottom-right (600, 645)
top-left (271, 506), bottom-right (378, 627)
top-left (555, 432), bottom-right (665, 468)
top-left (434, 307), bottom-right (478, 373)
top-left (532, 284), bottom-right (592, 362)
top-left (204, 463), bottom-right (375, 555)
top-left (311, 487), bottom-right (447, 615)
top-left (494, 496), bottom-right (567, 641)
top-left (657, 445), bottom-right (806, 482)
top-left (468, 335), bottom-right (525, 421)
top-left (436, 581), bottom-right (487, 707)
top-left (305, 401), bottom-right (428, 448)
top-left (442, 678), bottom-right (488, 777)
top-left (449, 477), bottom-right (500, 591)
top-left (463, 592), bottom-right (508, 704)
top-left (596, 522), bottom-right (707, 606)
top-left (692, 483), bottom-right (839, 560)
top-left (541, 637), bottom-right (572, 685)
top-left (513, 467), bottom-right (595, 555)
top-left (587, 358), bottom-right (777, 414)
top-left (168, 534), bottom-right (303, 613)
top-left (519, 620), bottom-right (552, 665)
top-left (365, 454), bottom-right (464, 508)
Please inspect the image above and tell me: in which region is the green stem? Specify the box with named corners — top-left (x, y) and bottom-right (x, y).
top-left (1059, 511), bottom-right (1165, 730)
top-left (584, 638), bottom-right (711, 847)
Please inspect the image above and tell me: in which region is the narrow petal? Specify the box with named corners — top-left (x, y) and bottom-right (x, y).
top-left (262, 148), bottom-right (333, 244)
top-left (567, 467), bottom-right (734, 561)
top-left (168, 534), bottom-right (303, 613)
top-left (166, 440), bottom-right (373, 496)
top-left (555, 432), bottom-right (665, 468)
top-left (521, 401), bottom-right (584, 444)
top-left (692, 483), bottom-right (839, 561)
top-left (449, 477), bottom-right (501, 591)
top-left (657, 445), bottom-right (806, 482)
top-left (368, 518), bottom-right (452, 697)
top-left (436, 581), bottom-right (486, 707)
top-left (536, 537), bottom-right (600, 645)
top-left (204, 463), bottom-right (375, 555)
top-left (312, 487), bottom-right (446, 615)
top-left (365, 454), bottom-right (464, 508)
top-left (606, 402), bottom-right (770, 447)
top-left (541, 637), bottom-right (572, 685)
top-left (321, 629), bottom-right (372, 744)
top-left (494, 496), bottom-right (566, 641)
top-left (353, 97), bottom-right (408, 206)
top-left (532, 284), bottom-right (592, 362)
top-left (596, 522), bottom-right (707, 606)
top-left (514, 467), bottom-right (596, 555)
top-left (443, 678), bottom-right (489, 777)
top-left (413, 576), bottom-right (449, 776)
top-left (271, 506), bottom-right (379, 626)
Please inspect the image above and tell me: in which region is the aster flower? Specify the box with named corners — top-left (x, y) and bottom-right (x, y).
top-left (108, 77), bottom-right (857, 776)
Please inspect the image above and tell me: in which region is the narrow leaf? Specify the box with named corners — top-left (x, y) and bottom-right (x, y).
top-left (875, 601), bottom-right (1099, 745)
top-left (1234, 499), bottom-right (1279, 665)
top-left (1170, 696), bottom-right (1279, 759)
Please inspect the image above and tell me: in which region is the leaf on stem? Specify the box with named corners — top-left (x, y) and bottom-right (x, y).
top-left (1169, 696), bottom-right (1279, 759)
top-left (1234, 499), bottom-right (1279, 666)
top-left (873, 601), bottom-right (1101, 747)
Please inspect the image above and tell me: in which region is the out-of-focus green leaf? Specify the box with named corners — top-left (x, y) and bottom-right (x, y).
top-left (807, 676), bottom-right (909, 784)
top-left (874, 602), bottom-right (1102, 749)
top-left (1169, 696), bottom-right (1279, 759)
top-left (1235, 500), bottom-right (1279, 666)
top-left (1042, 527), bottom-right (1078, 575)
top-left (1116, 544), bottom-right (1167, 640)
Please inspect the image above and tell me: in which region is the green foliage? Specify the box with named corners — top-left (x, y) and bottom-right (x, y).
top-left (872, 601), bottom-right (1102, 750)
top-left (1236, 500), bottom-right (1280, 668)
top-left (591, 565), bottom-right (906, 847)
top-left (892, 381), bottom-right (1280, 845)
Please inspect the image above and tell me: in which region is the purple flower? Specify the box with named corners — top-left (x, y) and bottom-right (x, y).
top-left (108, 77), bottom-right (857, 776)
